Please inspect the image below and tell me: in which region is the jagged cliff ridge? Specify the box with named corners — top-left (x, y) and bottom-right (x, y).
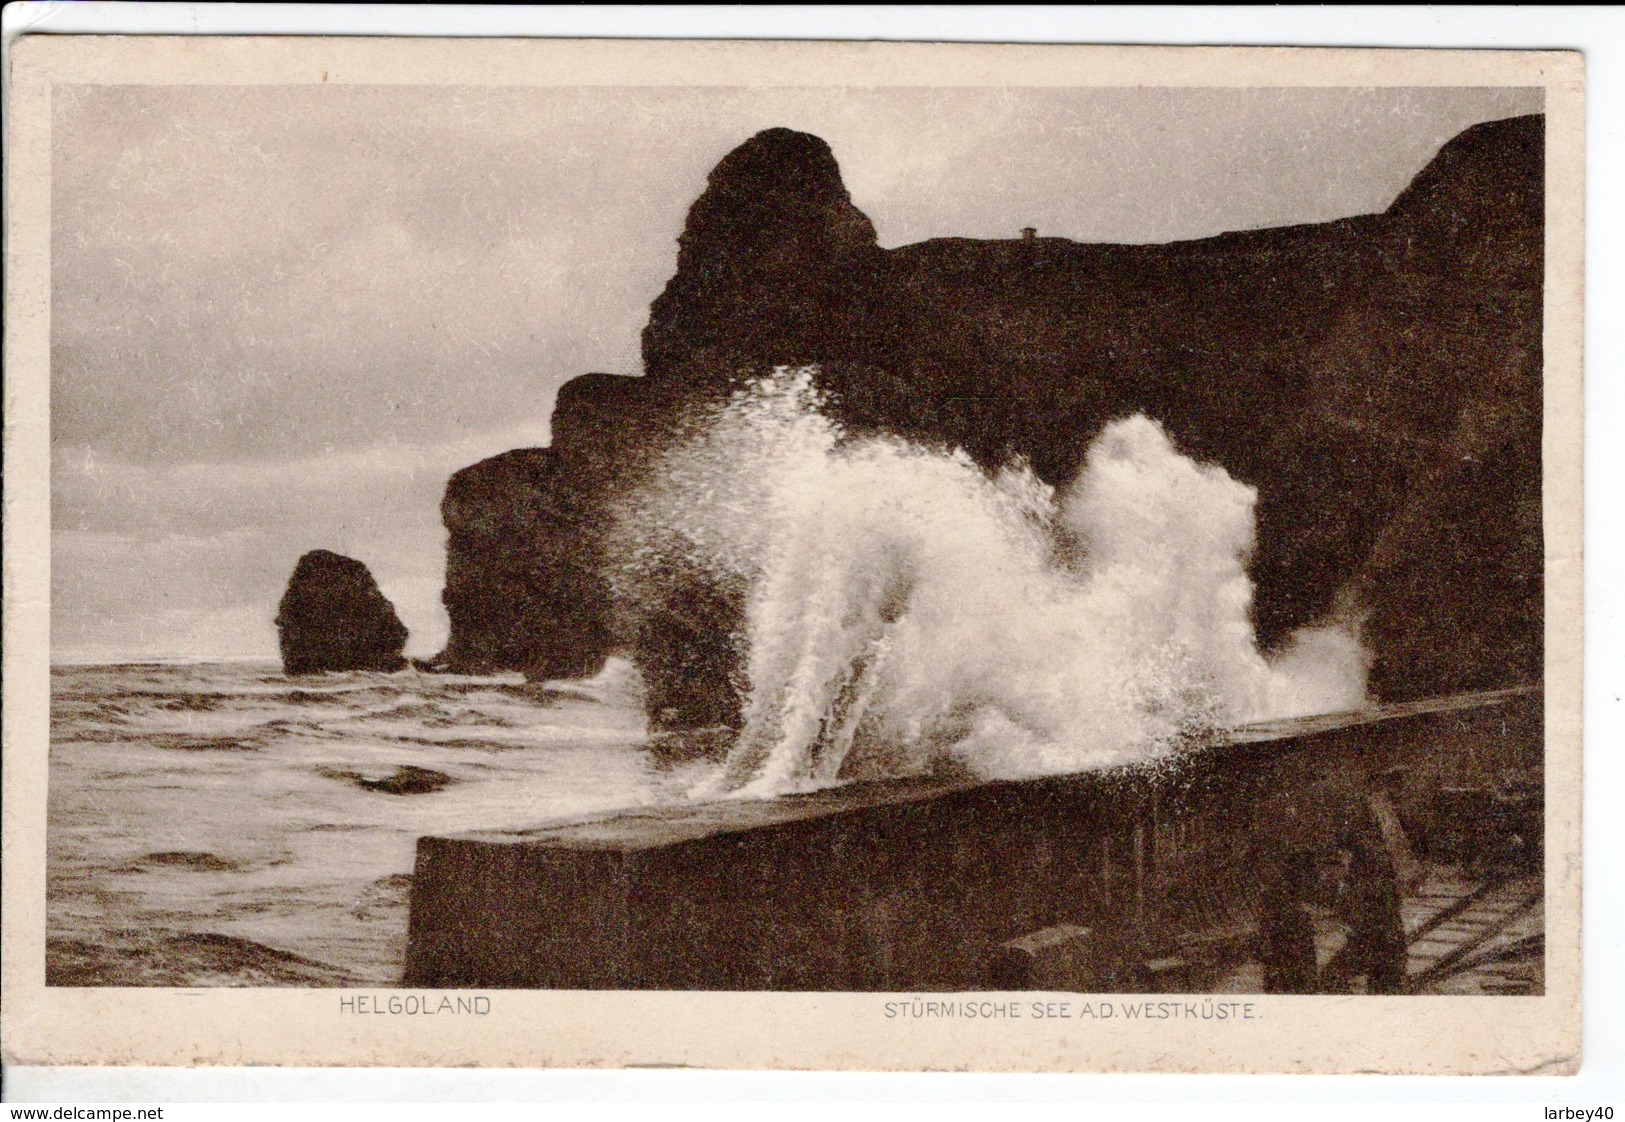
top-left (438, 117), bottom-right (1543, 712)
top-left (276, 550), bottom-right (409, 675)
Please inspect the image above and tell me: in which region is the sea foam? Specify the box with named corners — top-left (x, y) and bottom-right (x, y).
top-left (619, 369), bottom-right (1367, 797)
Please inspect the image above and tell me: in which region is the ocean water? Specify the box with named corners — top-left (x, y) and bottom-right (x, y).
top-left (47, 658), bottom-right (694, 987)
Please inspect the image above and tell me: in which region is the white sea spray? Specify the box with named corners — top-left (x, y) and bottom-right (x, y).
top-left (622, 368), bottom-right (1368, 798)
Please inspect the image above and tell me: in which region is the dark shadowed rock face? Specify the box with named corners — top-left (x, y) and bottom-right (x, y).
top-left (439, 116), bottom-right (1545, 715)
top-left (275, 550), bottom-right (408, 675)
top-left (436, 447), bottom-right (611, 680)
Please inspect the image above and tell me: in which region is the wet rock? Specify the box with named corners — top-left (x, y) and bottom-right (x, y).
top-left (358, 766), bottom-right (454, 796)
top-left (435, 448), bottom-right (612, 679)
top-left (275, 550), bottom-right (409, 675)
top-left (320, 764), bottom-right (455, 796)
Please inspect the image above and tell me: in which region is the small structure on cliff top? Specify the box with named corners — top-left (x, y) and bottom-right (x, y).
top-left (275, 550), bottom-right (409, 675)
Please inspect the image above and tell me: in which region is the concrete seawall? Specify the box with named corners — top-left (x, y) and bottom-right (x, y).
top-left (403, 688), bottom-right (1540, 990)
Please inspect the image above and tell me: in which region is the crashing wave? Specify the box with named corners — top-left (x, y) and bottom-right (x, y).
top-left (617, 368), bottom-right (1367, 798)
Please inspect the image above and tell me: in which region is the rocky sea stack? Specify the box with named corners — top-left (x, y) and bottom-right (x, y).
top-left (275, 550), bottom-right (409, 675)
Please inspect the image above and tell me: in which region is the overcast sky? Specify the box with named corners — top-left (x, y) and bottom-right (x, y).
top-left (50, 84), bottom-right (1542, 663)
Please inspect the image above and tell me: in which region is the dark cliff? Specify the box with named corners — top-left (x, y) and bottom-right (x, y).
top-left (276, 550), bottom-right (409, 675)
top-left (437, 448), bottom-right (597, 677)
top-left (437, 117), bottom-right (1544, 708)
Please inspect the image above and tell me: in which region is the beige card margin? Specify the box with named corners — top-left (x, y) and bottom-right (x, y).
top-left (0, 36), bottom-right (1584, 1074)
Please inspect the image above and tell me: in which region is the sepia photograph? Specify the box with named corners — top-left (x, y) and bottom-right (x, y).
top-left (2, 33), bottom-right (1584, 1076)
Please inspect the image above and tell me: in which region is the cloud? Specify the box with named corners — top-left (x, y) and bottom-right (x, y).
top-left (51, 86), bottom-right (679, 465)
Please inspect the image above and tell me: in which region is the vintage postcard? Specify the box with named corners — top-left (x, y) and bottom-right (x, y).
top-left (2, 36), bottom-right (1583, 1074)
